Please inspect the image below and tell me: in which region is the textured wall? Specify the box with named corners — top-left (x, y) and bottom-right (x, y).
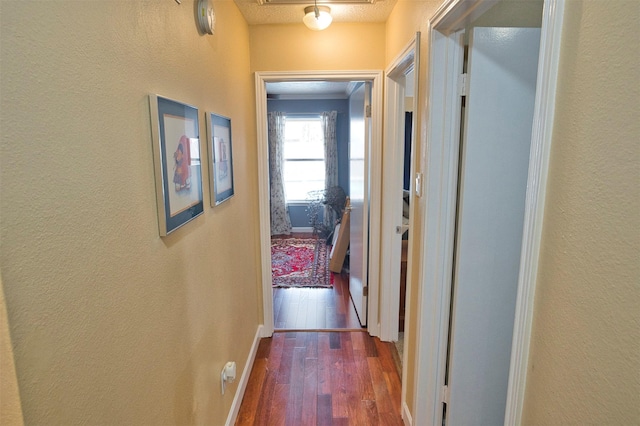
top-left (384, 1), bottom-right (445, 418)
top-left (0, 1), bottom-right (260, 424)
top-left (249, 23), bottom-right (386, 71)
top-left (384, 0), bottom-right (442, 67)
top-left (523, 0), bottom-right (640, 423)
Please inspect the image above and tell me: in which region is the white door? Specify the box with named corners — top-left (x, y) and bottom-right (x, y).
top-left (348, 82), bottom-right (370, 326)
top-left (446, 27), bottom-right (541, 425)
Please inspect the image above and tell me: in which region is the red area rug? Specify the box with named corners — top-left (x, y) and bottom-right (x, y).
top-left (271, 237), bottom-right (333, 288)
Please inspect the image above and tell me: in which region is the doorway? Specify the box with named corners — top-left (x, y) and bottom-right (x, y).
top-left (265, 90), bottom-right (361, 330)
top-left (445, 25), bottom-right (541, 425)
top-left (255, 71), bottom-right (384, 338)
top-left (379, 35), bottom-right (420, 408)
top-left (412, 0), bottom-right (565, 424)
top-left (380, 34), bottom-right (419, 341)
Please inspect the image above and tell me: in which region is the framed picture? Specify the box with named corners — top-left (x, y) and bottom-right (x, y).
top-left (206, 112), bottom-right (235, 206)
top-left (149, 94), bottom-right (204, 236)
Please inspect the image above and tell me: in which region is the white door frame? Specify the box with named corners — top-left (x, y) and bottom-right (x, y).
top-left (255, 70), bottom-right (384, 338)
top-left (412, 0), bottom-right (565, 425)
top-left (380, 34), bottom-right (420, 424)
top-left (380, 34), bottom-right (419, 344)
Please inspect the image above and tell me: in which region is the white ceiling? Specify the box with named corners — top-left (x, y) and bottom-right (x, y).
top-left (233, 0), bottom-right (397, 25)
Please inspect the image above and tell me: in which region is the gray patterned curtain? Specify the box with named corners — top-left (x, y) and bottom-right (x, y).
top-left (268, 112), bottom-right (292, 235)
top-left (322, 111), bottom-right (339, 228)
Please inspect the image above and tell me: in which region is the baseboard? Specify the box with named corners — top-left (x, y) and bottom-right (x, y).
top-left (402, 401), bottom-right (413, 426)
top-left (225, 324), bottom-right (263, 426)
top-left (291, 227), bottom-right (313, 233)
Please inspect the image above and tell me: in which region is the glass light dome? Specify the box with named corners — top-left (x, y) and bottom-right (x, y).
top-left (303, 6), bottom-right (332, 31)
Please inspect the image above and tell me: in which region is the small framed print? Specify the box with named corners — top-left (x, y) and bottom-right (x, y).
top-left (206, 112), bottom-right (235, 206)
top-left (149, 94), bottom-right (204, 236)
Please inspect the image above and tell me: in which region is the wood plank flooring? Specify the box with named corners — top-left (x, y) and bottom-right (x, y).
top-left (273, 272), bottom-right (363, 330)
top-left (235, 331), bottom-right (404, 426)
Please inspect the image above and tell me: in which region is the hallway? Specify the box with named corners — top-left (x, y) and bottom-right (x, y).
top-left (273, 271), bottom-right (362, 330)
top-left (236, 331), bottom-right (403, 425)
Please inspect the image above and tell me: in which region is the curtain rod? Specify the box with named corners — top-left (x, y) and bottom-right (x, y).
top-left (282, 112), bottom-right (322, 117)
top-left (281, 112), bottom-right (342, 116)
top-left (282, 112), bottom-right (323, 115)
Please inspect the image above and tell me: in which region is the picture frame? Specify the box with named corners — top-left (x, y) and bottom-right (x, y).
top-left (206, 112), bottom-right (235, 206)
top-left (149, 94), bottom-right (204, 236)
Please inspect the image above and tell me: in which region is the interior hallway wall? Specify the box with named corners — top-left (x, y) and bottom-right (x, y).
top-left (0, 1), bottom-right (261, 424)
top-left (384, 0), bottom-right (449, 416)
top-left (522, 1), bottom-right (640, 423)
top-left (249, 23), bottom-right (386, 72)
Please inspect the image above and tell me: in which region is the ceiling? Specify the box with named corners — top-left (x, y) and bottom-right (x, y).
top-left (266, 81), bottom-right (357, 98)
top-left (233, 0), bottom-right (397, 26)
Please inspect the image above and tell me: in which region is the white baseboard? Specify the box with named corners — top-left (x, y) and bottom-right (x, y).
top-left (225, 324), bottom-right (263, 426)
top-left (291, 227), bottom-right (313, 233)
top-left (402, 401), bottom-right (413, 425)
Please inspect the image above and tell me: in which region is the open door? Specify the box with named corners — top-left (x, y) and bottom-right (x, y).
top-left (445, 27), bottom-right (541, 425)
top-left (348, 82), bottom-right (371, 326)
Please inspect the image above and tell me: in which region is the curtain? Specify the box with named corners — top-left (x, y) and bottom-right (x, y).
top-left (322, 111), bottom-right (339, 228)
top-left (268, 112), bottom-right (292, 235)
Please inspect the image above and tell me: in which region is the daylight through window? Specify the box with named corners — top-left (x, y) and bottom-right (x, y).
top-left (283, 117), bottom-right (325, 202)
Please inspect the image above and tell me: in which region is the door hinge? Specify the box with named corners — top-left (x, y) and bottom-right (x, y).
top-left (457, 73), bottom-right (468, 96)
top-left (396, 225), bottom-right (409, 234)
top-left (365, 105), bottom-right (372, 118)
top-left (363, 286), bottom-right (368, 297)
top-left (441, 385), bottom-right (450, 404)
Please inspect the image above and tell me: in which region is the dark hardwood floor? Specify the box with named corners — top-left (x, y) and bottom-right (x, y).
top-left (273, 272), bottom-right (363, 330)
top-left (235, 331), bottom-right (404, 426)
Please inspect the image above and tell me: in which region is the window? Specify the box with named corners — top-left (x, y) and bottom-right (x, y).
top-left (283, 117), bottom-right (325, 202)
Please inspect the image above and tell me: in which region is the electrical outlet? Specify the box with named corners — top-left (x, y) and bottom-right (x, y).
top-left (220, 361), bottom-right (236, 395)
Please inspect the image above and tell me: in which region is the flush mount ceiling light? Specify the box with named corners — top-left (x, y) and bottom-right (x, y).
top-left (302, 1), bottom-right (332, 31)
top-left (259, 0), bottom-right (375, 4)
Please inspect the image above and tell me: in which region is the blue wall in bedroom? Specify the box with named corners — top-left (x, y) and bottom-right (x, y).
top-left (268, 98), bottom-right (350, 228)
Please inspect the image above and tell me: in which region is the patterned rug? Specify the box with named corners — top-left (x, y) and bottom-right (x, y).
top-left (271, 237), bottom-right (333, 288)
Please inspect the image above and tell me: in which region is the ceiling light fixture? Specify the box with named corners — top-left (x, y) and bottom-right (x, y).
top-left (302, 0), bottom-right (332, 31)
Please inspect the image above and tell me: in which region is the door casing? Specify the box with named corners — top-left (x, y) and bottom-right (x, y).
top-left (254, 70), bottom-right (384, 338)
top-left (380, 34), bottom-right (419, 343)
top-left (381, 33), bottom-right (420, 423)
